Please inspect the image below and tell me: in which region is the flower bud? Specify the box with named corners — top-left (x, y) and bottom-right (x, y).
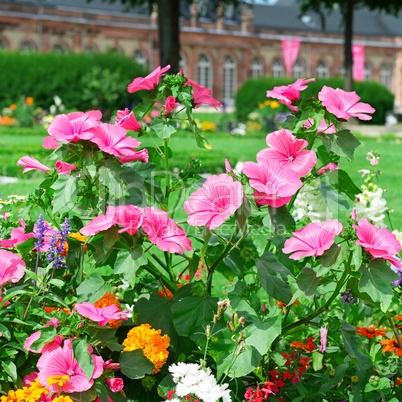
top-left (351, 375), bottom-right (359, 384)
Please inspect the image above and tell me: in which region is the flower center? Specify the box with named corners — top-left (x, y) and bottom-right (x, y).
top-left (67, 368), bottom-right (75, 377)
top-left (288, 155), bottom-right (295, 162)
top-left (366, 327), bottom-right (376, 334)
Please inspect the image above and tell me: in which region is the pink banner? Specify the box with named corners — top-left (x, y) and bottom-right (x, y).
top-left (352, 45), bottom-right (365, 81)
top-left (282, 38), bottom-right (301, 77)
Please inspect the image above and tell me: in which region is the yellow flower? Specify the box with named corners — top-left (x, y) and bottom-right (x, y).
top-left (201, 121), bottom-right (216, 132)
top-left (123, 323), bottom-right (170, 374)
top-left (53, 396), bottom-right (74, 402)
top-left (26, 97), bottom-right (34, 106)
top-left (27, 379), bottom-right (48, 394)
top-left (47, 374), bottom-right (70, 386)
top-left (264, 100), bottom-right (271, 106)
top-left (94, 292), bottom-right (123, 328)
top-left (270, 100), bottom-right (280, 109)
top-left (258, 103), bottom-right (264, 109)
top-left (0, 390), bottom-right (18, 402)
top-left (15, 386), bottom-right (41, 402)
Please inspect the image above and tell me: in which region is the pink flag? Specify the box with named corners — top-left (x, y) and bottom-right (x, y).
top-left (282, 38), bottom-right (301, 77)
top-left (352, 45), bottom-right (364, 81)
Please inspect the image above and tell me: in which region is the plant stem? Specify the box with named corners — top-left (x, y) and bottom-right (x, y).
top-left (164, 139), bottom-right (170, 201)
top-left (143, 260), bottom-right (178, 293)
top-left (388, 317), bottom-right (402, 351)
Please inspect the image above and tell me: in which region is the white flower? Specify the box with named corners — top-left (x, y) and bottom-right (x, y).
top-left (354, 187), bottom-right (387, 228)
top-left (53, 95), bottom-right (62, 106)
top-left (392, 230), bottom-right (402, 248)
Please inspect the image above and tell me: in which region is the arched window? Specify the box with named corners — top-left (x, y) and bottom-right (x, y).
top-left (179, 54), bottom-right (186, 74)
top-left (364, 63), bottom-right (372, 81)
top-left (84, 45), bottom-right (97, 54)
top-left (223, 56), bottom-right (237, 106)
top-left (252, 57), bottom-right (263, 79)
top-left (0, 38), bottom-right (8, 50)
top-left (134, 49), bottom-right (147, 67)
top-left (272, 58), bottom-right (284, 78)
top-left (52, 43), bottom-right (67, 54)
top-left (198, 54), bottom-right (212, 89)
top-left (317, 60), bottom-right (329, 78)
top-left (293, 60), bottom-right (304, 78)
top-left (380, 65), bottom-right (391, 89)
top-left (20, 41), bottom-right (36, 53)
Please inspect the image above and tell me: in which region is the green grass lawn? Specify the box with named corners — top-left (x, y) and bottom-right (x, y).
top-left (1, 126), bottom-right (402, 228)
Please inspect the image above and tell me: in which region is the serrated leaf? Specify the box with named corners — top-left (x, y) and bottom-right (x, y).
top-left (120, 350), bottom-right (154, 379)
top-left (114, 247), bottom-right (147, 287)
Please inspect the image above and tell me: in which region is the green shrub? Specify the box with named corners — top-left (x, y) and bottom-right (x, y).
top-left (0, 51), bottom-right (146, 115)
top-left (235, 77), bottom-right (394, 125)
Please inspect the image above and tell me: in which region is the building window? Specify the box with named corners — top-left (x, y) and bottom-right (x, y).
top-left (380, 65), bottom-right (391, 89)
top-left (0, 38), bottom-right (8, 50)
top-left (272, 58), bottom-right (284, 78)
top-left (179, 54), bottom-right (186, 74)
top-left (252, 57), bottom-right (263, 79)
top-left (20, 41), bottom-right (36, 53)
top-left (364, 63), bottom-right (372, 81)
top-left (52, 43), bottom-right (67, 54)
top-left (223, 56), bottom-right (237, 106)
top-left (198, 54), bottom-right (212, 89)
top-left (317, 60), bottom-right (329, 78)
top-left (134, 49), bottom-right (147, 67)
top-left (293, 60), bottom-right (304, 78)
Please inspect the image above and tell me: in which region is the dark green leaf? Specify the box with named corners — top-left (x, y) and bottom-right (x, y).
top-left (293, 268), bottom-right (319, 302)
top-left (0, 323), bottom-right (11, 340)
top-left (72, 338), bottom-right (94, 381)
top-left (321, 243), bottom-right (342, 267)
top-left (235, 196), bottom-right (252, 236)
top-left (1, 361), bottom-right (17, 382)
top-left (268, 205), bottom-right (295, 232)
top-left (334, 130), bottom-right (360, 160)
top-left (94, 383), bottom-right (109, 402)
top-left (76, 273), bottom-right (111, 304)
top-left (120, 350), bottom-right (154, 379)
top-left (30, 325), bottom-right (57, 351)
top-left (329, 169), bottom-right (360, 201)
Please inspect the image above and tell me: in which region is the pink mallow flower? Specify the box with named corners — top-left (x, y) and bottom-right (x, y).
top-left (142, 207), bottom-right (192, 254)
top-left (43, 135), bottom-right (59, 150)
top-left (164, 96), bottom-right (180, 116)
top-left (0, 249), bottom-right (26, 287)
top-left (55, 160), bottom-right (77, 175)
top-left (90, 123), bottom-right (141, 157)
top-left (37, 338), bottom-right (103, 393)
top-left (47, 110), bottom-right (101, 143)
top-left (319, 327), bottom-right (328, 353)
top-left (266, 78), bottom-right (316, 112)
top-left (24, 318), bottom-right (63, 353)
top-left (17, 156), bottom-right (52, 174)
top-left (282, 219), bottom-right (343, 260)
top-left (257, 129), bottom-right (317, 177)
top-left (116, 108), bottom-right (142, 132)
top-left (127, 65), bottom-right (170, 93)
top-left (80, 206), bottom-right (117, 236)
top-left (242, 158), bottom-right (302, 207)
top-left (184, 174), bottom-right (243, 230)
top-left (120, 149), bottom-right (149, 164)
top-left (317, 162), bottom-right (339, 175)
top-left (318, 86), bottom-right (375, 121)
top-left (353, 218), bottom-right (402, 267)
top-left (303, 118), bottom-right (336, 134)
top-left (75, 302), bottom-right (129, 326)
top-left (106, 377), bottom-right (124, 392)
top-left (185, 78), bottom-right (222, 110)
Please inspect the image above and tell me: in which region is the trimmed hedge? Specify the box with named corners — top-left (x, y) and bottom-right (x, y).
top-left (235, 77), bottom-right (394, 125)
top-left (0, 51), bottom-right (147, 113)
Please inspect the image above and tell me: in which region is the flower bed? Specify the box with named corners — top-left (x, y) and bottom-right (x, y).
top-left (1, 67), bottom-right (402, 402)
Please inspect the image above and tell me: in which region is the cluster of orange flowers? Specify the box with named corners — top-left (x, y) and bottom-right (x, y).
top-left (94, 292), bottom-right (124, 328)
top-left (1, 379), bottom-right (47, 402)
top-left (123, 323), bottom-right (170, 374)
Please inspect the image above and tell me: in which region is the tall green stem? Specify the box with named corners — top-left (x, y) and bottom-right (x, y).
top-left (164, 139), bottom-right (170, 201)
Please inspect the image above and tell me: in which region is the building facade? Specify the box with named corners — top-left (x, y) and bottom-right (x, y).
top-left (0, 0), bottom-right (401, 110)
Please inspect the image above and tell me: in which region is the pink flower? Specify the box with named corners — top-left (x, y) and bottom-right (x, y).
top-left (127, 65), bottom-right (170, 93)
top-left (116, 108), bottom-right (142, 132)
top-left (352, 208), bottom-right (357, 220)
top-left (257, 129), bottom-right (317, 177)
top-left (17, 156), bottom-right (52, 174)
top-left (266, 78), bottom-right (316, 111)
top-left (0, 249), bottom-right (26, 287)
top-left (142, 207), bottom-right (192, 254)
top-left (164, 96), bottom-right (180, 115)
top-left (80, 207), bottom-right (117, 236)
top-left (55, 160), bottom-right (77, 175)
top-left (114, 205), bottom-right (144, 235)
top-left (120, 149), bottom-right (149, 164)
top-left (283, 220), bottom-right (343, 260)
top-left (103, 359), bottom-right (120, 370)
top-left (106, 377), bottom-right (124, 392)
top-left (37, 338), bottom-right (104, 393)
top-left (24, 318), bottom-right (63, 353)
top-left (318, 86), bottom-right (375, 121)
top-left (317, 162), bottom-right (339, 175)
top-left (224, 158), bottom-right (232, 173)
top-left (95, 397), bottom-right (114, 402)
top-left (303, 118), bottom-right (336, 134)
top-left (242, 158), bottom-right (302, 207)
top-left (184, 174), bottom-right (243, 230)
top-left (319, 327), bottom-right (328, 353)
top-left (75, 302), bottom-right (129, 326)
top-left (353, 218), bottom-right (402, 267)
top-left (47, 111), bottom-right (101, 143)
top-left (1, 221), bottom-right (34, 248)
top-left (43, 135), bottom-right (59, 149)
top-left (90, 123), bottom-right (141, 157)
top-left (23, 371), bottom-right (39, 387)
top-left (185, 78), bottom-right (222, 110)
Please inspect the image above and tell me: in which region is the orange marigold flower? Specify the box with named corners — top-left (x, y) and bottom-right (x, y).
top-left (123, 323), bottom-right (170, 374)
top-left (53, 396), bottom-right (74, 402)
top-left (156, 284), bottom-right (183, 300)
top-left (15, 385), bottom-right (42, 402)
top-left (380, 336), bottom-right (402, 357)
top-left (26, 97), bottom-right (34, 105)
top-left (60, 232), bottom-right (88, 257)
top-left (9, 104), bottom-right (17, 110)
top-left (0, 390), bottom-right (18, 402)
top-left (0, 116), bottom-right (15, 126)
top-left (396, 378), bottom-right (402, 386)
top-left (44, 306), bottom-right (71, 314)
top-left (356, 326), bottom-right (387, 339)
top-left (94, 292), bottom-right (123, 328)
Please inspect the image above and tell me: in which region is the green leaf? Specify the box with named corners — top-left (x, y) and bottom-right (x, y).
top-left (329, 169), bottom-right (360, 201)
top-left (318, 364), bottom-right (349, 394)
top-left (334, 130), bottom-right (361, 160)
top-left (0, 323), bottom-right (11, 340)
top-left (321, 243), bottom-right (342, 267)
top-left (293, 268), bottom-right (319, 302)
top-left (30, 325), bottom-right (57, 351)
top-left (94, 383), bottom-right (109, 402)
top-left (312, 351), bottom-right (324, 371)
top-left (16, 237), bottom-right (36, 256)
top-left (76, 273), bottom-right (111, 304)
top-left (68, 389), bottom-right (97, 402)
top-left (51, 175), bottom-right (78, 213)
top-left (120, 350), bottom-right (155, 379)
top-left (72, 338), bottom-right (95, 381)
top-left (1, 361), bottom-right (17, 382)
top-left (318, 181), bottom-right (350, 211)
top-left (150, 117), bottom-right (177, 139)
top-left (98, 159), bottom-right (126, 200)
top-left (187, 113), bottom-right (211, 149)
top-left (114, 247), bottom-right (147, 287)
top-left (268, 205), bottom-right (295, 231)
top-left (341, 321), bottom-right (372, 371)
top-left (235, 196), bottom-right (252, 236)
top-left (359, 260), bottom-right (399, 312)
top-left (256, 252), bottom-right (293, 303)
top-left (171, 295), bottom-right (218, 343)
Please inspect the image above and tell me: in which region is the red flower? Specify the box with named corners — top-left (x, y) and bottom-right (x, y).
top-left (356, 326), bottom-right (387, 339)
